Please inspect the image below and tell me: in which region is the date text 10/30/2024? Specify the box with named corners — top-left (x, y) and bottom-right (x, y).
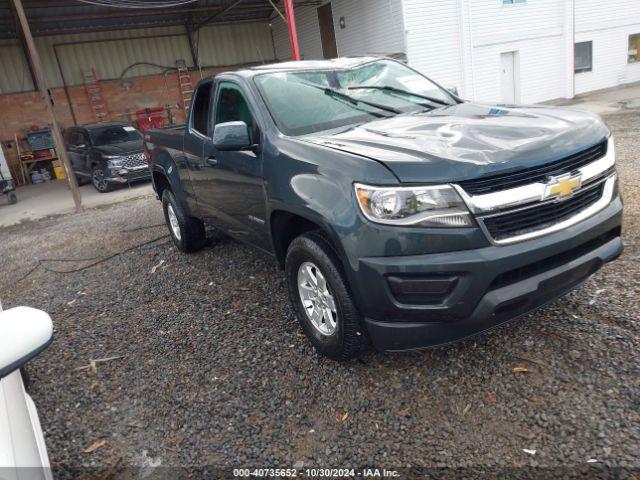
top-left (233, 468), bottom-right (400, 478)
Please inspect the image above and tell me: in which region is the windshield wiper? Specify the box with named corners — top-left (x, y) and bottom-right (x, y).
top-left (323, 87), bottom-right (401, 114)
top-left (348, 85), bottom-right (451, 106)
top-left (299, 81), bottom-right (402, 115)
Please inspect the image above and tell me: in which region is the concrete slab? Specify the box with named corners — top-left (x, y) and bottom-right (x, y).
top-left (547, 81), bottom-right (640, 115)
top-left (0, 179), bottom-right (154, 227)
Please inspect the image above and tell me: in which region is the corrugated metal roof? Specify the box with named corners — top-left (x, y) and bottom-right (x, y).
top-left (0, 0), bottom-right (317, 93)
top-left (0, 0), bottom-right (308, 38)
top-left (0, 40), bottom-right (33, 92)
top-left (0, 21), bottom-right (276, 92)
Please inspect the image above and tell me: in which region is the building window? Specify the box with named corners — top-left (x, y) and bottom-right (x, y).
top-left (502, 0), bottom-right (526, 4)
top-left (629, 34), bottom-right (640, 63)
top-left (575, 41), bottom-right (593, 73)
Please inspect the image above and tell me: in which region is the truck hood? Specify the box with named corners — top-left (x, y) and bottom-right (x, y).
top-left (303, 103), bottom-right (610, 183)
top-left (94, 140), bottom-right (143, 156)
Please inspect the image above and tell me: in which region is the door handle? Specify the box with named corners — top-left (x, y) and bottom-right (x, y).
top-left (206, 156), bottom-right (218, 166)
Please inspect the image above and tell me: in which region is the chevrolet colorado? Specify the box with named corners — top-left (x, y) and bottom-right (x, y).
top-left (147, 57), bottom-right (622, 360)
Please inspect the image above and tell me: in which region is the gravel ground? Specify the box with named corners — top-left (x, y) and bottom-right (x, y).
top-left (1, 108), bottom-right (639, 479)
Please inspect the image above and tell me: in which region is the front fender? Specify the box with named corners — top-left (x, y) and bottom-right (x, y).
top-left (264, 136), bottom-right (399, 309)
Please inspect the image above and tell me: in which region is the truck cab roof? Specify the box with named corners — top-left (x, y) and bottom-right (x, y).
top-left (210, 56), bottom-right (385, 81)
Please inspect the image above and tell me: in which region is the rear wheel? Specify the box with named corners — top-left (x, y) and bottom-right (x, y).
top-left (162, 189), bottom-right (206, 253)
top-left (285, 232), bottom-right (366, 360)
top-left (92, 166), bottom-right (115, 193)
top-left (7, 191), bottom-right (17, 204)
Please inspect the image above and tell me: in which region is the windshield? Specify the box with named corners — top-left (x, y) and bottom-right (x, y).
top-left (255, 59), bottom-right (454, 136)
top-left (90, 125), bottom-right (143, 146)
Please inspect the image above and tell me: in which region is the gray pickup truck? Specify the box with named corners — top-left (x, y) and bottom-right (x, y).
top-left (147, 57), bottom-right (622, 360)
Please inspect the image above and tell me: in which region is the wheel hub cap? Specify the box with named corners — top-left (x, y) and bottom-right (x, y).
top-left (167, 204), bottom-right (181, 241)
top-left (297, 261), bottom-right (337, 336)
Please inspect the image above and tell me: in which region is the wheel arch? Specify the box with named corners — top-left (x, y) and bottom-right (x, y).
top-left (269, 209), bottom-right (346, 271)
top-left (150, 149), bottom-right (193, 216)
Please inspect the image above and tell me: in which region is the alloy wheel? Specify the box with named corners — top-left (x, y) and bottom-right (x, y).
top-left (297, 261), bottom-right (338, 336)
top-left (92, 169), bottom-right (108, 191)
top-left (167, 204), bottom-right (182, 241)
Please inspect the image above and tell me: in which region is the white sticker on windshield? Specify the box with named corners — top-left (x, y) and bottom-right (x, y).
top-left (123, 126), bottom-right (136, 132)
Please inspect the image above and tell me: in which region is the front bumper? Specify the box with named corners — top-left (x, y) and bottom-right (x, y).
top-left (356, 196), bottom-right (623, 351)
top-left (106, 166), bottom-right (151, 184)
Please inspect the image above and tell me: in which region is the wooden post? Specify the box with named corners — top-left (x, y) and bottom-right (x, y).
top-left (12, 0), bottom-right (81, 211)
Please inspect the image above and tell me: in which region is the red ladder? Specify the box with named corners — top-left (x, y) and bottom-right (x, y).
top-left (176, 60), bottom-right (193, 116)
top-left (82, 68), bottom-right (109, 123)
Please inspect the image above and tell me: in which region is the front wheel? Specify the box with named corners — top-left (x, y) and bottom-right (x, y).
top-left (92, 166), bottom-right (115, 193)
top-left (285, 232), bottom-right (366, 361)
top-left (162, 189), bottom-right (206, 253)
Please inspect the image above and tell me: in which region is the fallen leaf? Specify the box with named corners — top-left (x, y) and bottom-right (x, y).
top-left (167, 435), bottom-right (184, 446)
top-left (486, 393), bottom-right (497, 402)
top-left (238, 287), bottom-right (250, 292)
top-left (106, 388), bottom-right (122, 402)
top-left (340, 412), bottom-right (349, 422)
top-left (513, 366), bottom-right (530, 373)
top-left (296, 333), bottom-right (306, 339)
top-left (150, 259), bottom-right (165, 274)
top-left (83, 439), bottom-right (107, 454)
top-left (398, 407), bottom-right (411, 415)
top-left (516, 354), bottom-right (547, 367)
top-left (463, 403), bottom-right (471, 415)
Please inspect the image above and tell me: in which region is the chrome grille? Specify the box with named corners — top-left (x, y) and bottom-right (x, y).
top-left (121, 152), bottom-right (146, 169)
top-left (459, 141), bottom-right (608, 195)
top-left (481, 181), bottom-right (606, 242)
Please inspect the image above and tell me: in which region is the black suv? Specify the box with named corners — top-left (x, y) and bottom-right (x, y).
top-left (64, 122), bottom-right (149, 192)
top-left (148, 57), bottom-right (622, 360)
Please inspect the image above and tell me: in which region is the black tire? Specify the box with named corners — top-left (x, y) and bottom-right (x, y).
top-left (20, 366), bottom-right (31, 391)
top-left (285, 231), bottom-right (366, 361)
top-left (92, 166), bottom-right (115, 193)
top-left (162, 189), bottom-right (206, 253)
top-left (7, 191), bottom-right (17, 204)
top-left (75, 173), bottom-right (90, 186)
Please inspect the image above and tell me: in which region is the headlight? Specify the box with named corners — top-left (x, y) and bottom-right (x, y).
top-left (102, 154), bottom-right (123, 166)
top-left (355, 183), bottom-right (474, 227)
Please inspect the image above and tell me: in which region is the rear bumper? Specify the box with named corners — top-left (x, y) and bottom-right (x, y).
top-left (356, 197), bottom-right (623, 351)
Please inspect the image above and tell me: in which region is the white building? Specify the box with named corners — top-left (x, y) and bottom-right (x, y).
top-left (271, 0), bottom-right (640, 104)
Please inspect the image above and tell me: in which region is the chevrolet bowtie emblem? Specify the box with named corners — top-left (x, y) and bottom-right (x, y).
top-left (544, 173), bottom-right (582, 200)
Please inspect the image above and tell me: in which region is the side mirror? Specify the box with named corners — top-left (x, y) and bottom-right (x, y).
top-left (0, 307), bottom-right (53, 380)
top-left (212, 121), bottom-right (252, 151)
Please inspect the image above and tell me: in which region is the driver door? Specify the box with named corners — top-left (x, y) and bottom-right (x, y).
top-left (66, 129), bottom-right (90, 178)
top-left (195, 81), bottom-right (269, 250)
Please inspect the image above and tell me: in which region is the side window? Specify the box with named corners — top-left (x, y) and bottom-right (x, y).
top-left (575, 41), bottom-right (593, 73)
top-left (78, 132), bottom-right (89, 147)
top-left (214, 82), bottom-right (258, 143)
top-left (64, 130), bottom-right (75, 146)
top-left (71, 131), bottom-right (83, 146)
top-left (191, 82), bottom-right (213, 136)
top-left (629, 34), bottom-right (640, 63)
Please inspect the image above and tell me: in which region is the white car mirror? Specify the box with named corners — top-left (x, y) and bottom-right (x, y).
top-left (0, 307), bottom-right (53, 380)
